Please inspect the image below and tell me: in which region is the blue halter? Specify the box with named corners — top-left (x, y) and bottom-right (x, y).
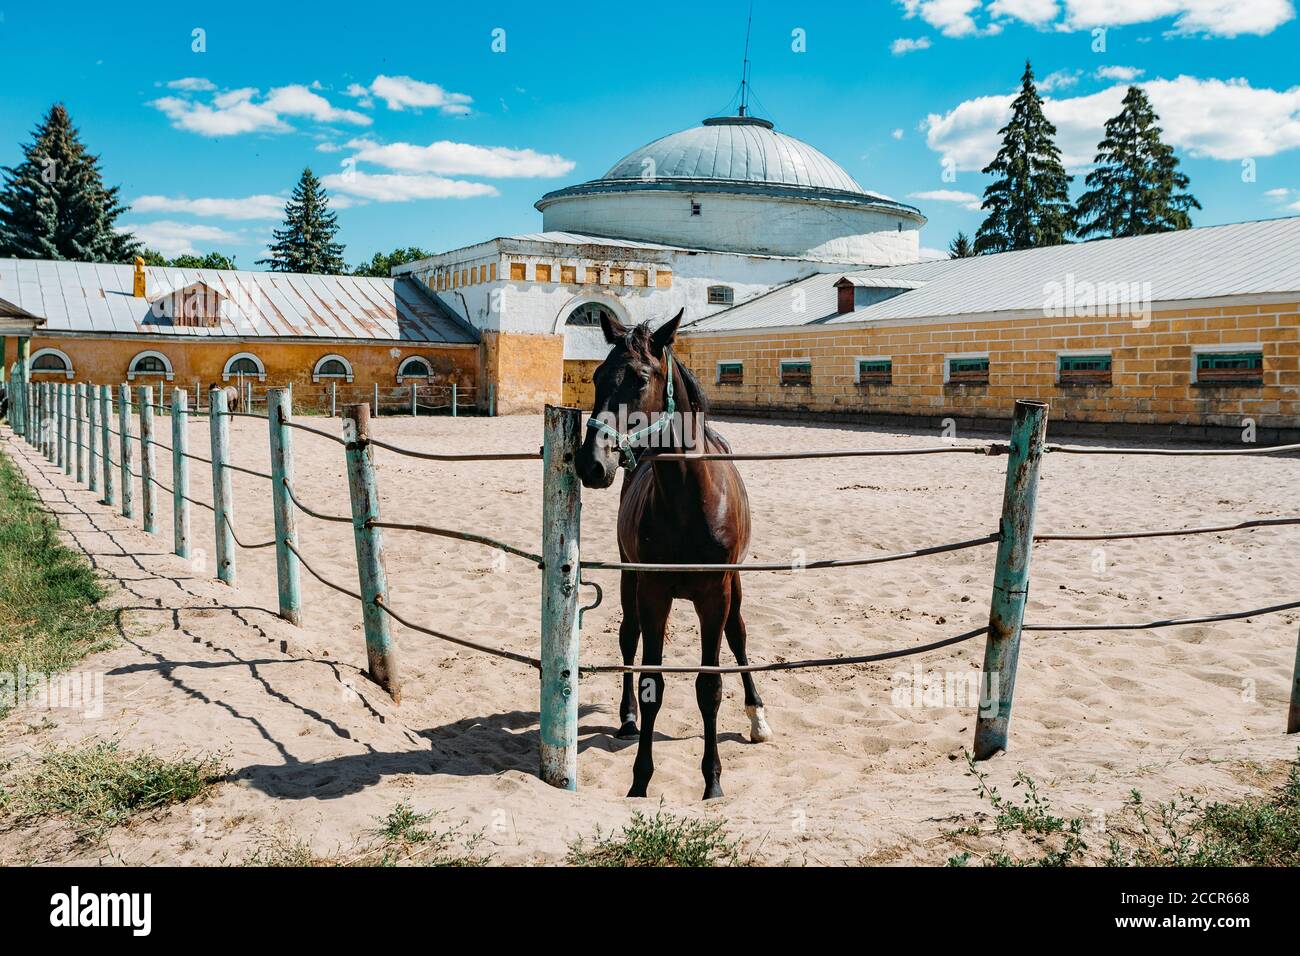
top-left (586, 348), bottom-right (676, 470)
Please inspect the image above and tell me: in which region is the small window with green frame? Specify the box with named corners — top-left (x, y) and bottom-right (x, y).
top-left (1058, 353), bottom-right (1112, 386)
top-left (780, 359), bottom-right (812, 386)
top-left (946, 355), bottom-right (989, 385)
top-left (716, 361), bottom-right (743, 385)
top-left (1195, 350), bottom-right (1263, 386)
top-left (856, 358), bottom-right (892, 385)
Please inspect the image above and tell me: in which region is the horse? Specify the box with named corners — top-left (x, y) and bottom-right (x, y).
top-left (576, 309), bottom-right (772, 801)
top-left (207, 384), bottom-right (241, 414)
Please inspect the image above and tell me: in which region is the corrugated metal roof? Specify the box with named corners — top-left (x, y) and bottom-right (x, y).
top-left (0, 258), bottom-right (476, 344)
top-left (504, 231), bottom-right (689, 252)
top-left (683, 216), bottom-right (1300, 333)
top-left (0, 293), bottom-right (43, 323)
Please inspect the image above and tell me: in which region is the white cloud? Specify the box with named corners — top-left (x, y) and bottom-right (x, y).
top-left (149, 84), bottom-right (370, 137)
top-left (988, 0), bottom-right (1058, 24)
top-left (343, 138), bottom-right (575, 178)
top-left (320, 171), bottom-right (498, 203)
top-left (925, 75), bottom-right (1300, 171)
top-left (891, 37), bottom-right (932, 54)
top-left (1039, 68), bottom-right (1083, 91)
top-left (919, 246), bottom-right (950, 260)
top-left (165, 77), bottom-right (216, 91)
top-left (892, 128), bottom-right (906, 139)
top-left (1264, 187), bottom-right (1291, 198)
top-left (348, 75), bottom-right (473, 115)
top-left (126, 221), bottom-right (245, 258)
top-left (132, 195), bottom-right (286, 220)
top-left (909, 188), bottom-right (984, 210)
top-left (899, 0), bottom-right (985, 36)
top-left (1095, 65), bottom-right (1145, 82)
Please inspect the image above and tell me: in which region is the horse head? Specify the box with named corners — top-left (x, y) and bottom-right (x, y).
top-left (577, 309), bottom-right (683, 489)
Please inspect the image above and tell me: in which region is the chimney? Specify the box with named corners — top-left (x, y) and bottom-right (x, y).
top-left (133, 256), bottom-right (146, 298)
top-left (835, 279), bottom-right (854, 315)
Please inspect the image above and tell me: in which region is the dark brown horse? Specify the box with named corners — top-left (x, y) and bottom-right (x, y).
top-left (576, 309), bottom-right (772, 800)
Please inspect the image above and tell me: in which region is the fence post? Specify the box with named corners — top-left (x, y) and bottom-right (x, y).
top-left (209, 388), bottom-right (236, 585)
top-left (451, 383), bottom-right (458, 418)
top-left (46, 383), bottom-right (55, 460)
top-left (342, 403), bottom-right (400, 700)
top-left (330, 381), bottom-right (337, 418)
top-left (489, 383), bottom-right (495, 417)
top-left (55, 383), bottom-right (65, 470)
top-left (410, 383), bottom-right (417, 417)
top-left (99, 385), bottom-right (114, 506)
top-left (973, 399), bottom-right (1049, 761)
top-left (65, 383), bottom-right (75, 475)
top-left (119, 384), bottom-right (134, 519)
top-left (75, 383), bottom-right (86, 484)
top-left (372, 382), bottom-right (379, 417)
top-left (1285, 621), bottom-right (1300, 729)
top-left (539, 405), bottom-right (583, 790)
top-left (267, 387), bottom-right (301, 626)
top-left (87, 382), bottom-right (99, 494)
top-left (172, 388), bottom-right (190, 560)
top-left (139, 386), bottom-right (157, 533)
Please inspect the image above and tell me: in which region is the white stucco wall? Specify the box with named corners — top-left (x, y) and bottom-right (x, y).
top-left (539, 191), bottom-right (922, 264)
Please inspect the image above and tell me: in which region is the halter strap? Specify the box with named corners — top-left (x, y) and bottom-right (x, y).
top-left (586, 347), bottom-right (676, 470)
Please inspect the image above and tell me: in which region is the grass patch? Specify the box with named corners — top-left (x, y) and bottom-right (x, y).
top-left (0, 740), bottom-right (228, 840)
top-left (945, 748), bottom-right (1300, 867)
top-left (566, 804), bottom-right (753, 867)
top-left (0, 447), bottom-right (114, 717)
top-left (239, 800), bottom-right (492, 867)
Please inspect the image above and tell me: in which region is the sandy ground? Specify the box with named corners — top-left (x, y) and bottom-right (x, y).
top-left (1, 411), bottom-right (1298, 865)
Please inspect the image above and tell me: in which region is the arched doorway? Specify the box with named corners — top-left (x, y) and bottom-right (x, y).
top-left (557, 296), bottom-right (625, 407)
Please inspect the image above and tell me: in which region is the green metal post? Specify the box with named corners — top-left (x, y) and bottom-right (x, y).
top-left (75, 384), bottom-right (86, 484)
top-left (410, 383), bottom-right (417, 417)
top-left (267, 387), bottom-right (301, 626)
top-left (87, 382), bottom-right (99, 493)
top-left (973, 399), bottom-right (1049, 760)
top-left (99, 385), bottom-right (114, 506)
top-left (47, 383), bottom-right (57, 461)
top-left (539, 405), bottom-right (583, 790)
top-left (119, 384), bottom-right (134, 519)
top-left (330, 381), bottom-right (337, 418)
top-left (172, 388), bottom-right (190, 559)
top-left (342, 403), bottom-right (400, 701)
top-left (209, 388), bottom-right (236, 585)
top-left (489, 383), bottom-right (496, 417)
top-left (56, 383), bottom-right (66, 471)
top-left (1288, 627), bottom-right (1300, 734)
top-left (372, 382), bottom-right (379, 417)
top-left (139, 386), bottom-right (157, 533)
top-left (64, 383), bottom-right (74, 473)
top-left (42, 383), bottom-right (52, 459)
top-left (451, 383), bottom-right (458, 418)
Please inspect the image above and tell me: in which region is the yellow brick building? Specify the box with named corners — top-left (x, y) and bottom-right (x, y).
top-left (676, 218), bottom-right (1300, 441)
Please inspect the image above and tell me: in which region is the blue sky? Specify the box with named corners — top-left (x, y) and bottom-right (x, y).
top-left (2, 0), bottom-right (1298, 266)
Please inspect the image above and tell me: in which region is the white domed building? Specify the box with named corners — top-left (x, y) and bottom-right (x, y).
top-left (395, 114), bottom-right (926, 411)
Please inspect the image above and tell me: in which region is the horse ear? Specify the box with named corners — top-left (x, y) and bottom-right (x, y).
top-left (650, 309), bottom-right (683, 355)
top-left (600, 311), bottom-right (628, 344)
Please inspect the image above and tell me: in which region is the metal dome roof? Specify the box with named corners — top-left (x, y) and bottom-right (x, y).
top-left (600, 116), bottom-right (867, 195)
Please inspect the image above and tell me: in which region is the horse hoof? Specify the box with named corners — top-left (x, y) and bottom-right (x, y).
top-left (627, 784), bottom-right (648, 799)
top-left (703, 783), bottom-right (724, 800)
top-left (746, 705), bottom-right (773, 743)
top-left (615, 721), bottom-right (640, 740)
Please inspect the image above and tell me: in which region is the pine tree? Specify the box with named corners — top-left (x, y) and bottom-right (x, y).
top-left (974, 62), bottom-right (1074, 255)
top-left (948, 231), bottom-right (974, 258)
top-left (1075, 86), bottom-right (1200, 240)
top-left (0, 103), bottom-right (138, 262)
top-left (258, 168), bottom-right (346, 274)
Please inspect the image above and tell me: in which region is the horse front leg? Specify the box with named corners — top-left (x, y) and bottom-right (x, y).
top-left (725, 575), bottom-right (772, 742)
top-left (628, 576), bottom-right (670, 798)
top-left (694, 586), bottom-right (729, 800)
top-left (616, 569), bottom-right (641, 739)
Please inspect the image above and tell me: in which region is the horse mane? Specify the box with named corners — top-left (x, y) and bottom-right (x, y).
top-left (625, 320), bottom-right (729, 452)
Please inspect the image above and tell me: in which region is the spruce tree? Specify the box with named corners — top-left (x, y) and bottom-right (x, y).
top-left (0, 103), bottom-right (138, 262)
top-left (258, 168), bottom-right (346, 273)
top-left (948, 231), bottom-right (974, 258)
top-left (1075, 86), bottom-right (1200, 240)
top-left (974, 61), bottom-right (1074, 255)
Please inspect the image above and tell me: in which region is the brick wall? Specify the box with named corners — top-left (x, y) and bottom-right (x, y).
top-left (481, 330), bottom-right (564, 414)
top-left (676, 301), bottom-right (1300, 430)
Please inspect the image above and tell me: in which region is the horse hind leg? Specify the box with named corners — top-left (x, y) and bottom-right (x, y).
top-left (616, 570), bottom-right (640, 739)
top-left (724, 575), bottom-right (773, 743)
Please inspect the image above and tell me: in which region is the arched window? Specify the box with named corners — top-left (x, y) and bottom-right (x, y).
top-left (707, 285), bottom-right (734, 306)
top-left (566, 303), bottom-right (614, 327)
top-left (312, 353), bottom-right (354, 383)
top-left (127, 350), bottom-right (175, 381)
top-left (30, 348), bottom-right (74, 379)
top-left (396, 356), bottom-right (433, 383)
top-left (222, 352), bottom-right (266, 382)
